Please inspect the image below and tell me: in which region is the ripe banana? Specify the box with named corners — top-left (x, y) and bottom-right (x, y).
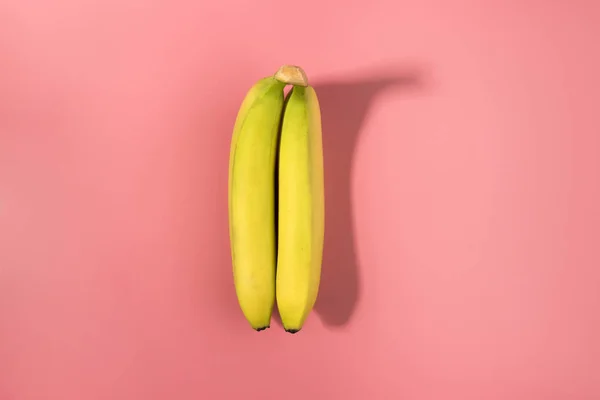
top-left (228, 75), bottom-right (286, 331)
top-left (275, 73), bottom-right (325, 334)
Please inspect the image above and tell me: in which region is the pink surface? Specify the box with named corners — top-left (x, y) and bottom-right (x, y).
top-left (1, 1), bottom-right (599, 399)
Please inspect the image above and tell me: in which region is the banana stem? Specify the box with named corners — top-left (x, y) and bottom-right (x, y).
top-left (274, 65), bottom-right (309, 87)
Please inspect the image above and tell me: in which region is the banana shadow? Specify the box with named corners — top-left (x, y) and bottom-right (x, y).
top-left (271, 66), bottom-right (427, 330)
top-left (313, 68), bottom-right (425, 329)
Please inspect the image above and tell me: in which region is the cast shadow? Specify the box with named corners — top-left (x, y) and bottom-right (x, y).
top-left (311, 67), bottom-right (426, 328)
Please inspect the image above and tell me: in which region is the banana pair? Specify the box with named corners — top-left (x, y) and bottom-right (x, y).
top-left (228, 65), bottom-right (325, 334)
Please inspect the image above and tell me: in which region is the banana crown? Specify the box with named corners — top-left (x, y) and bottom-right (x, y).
top-left (274, 65), bottom-right (309, 87)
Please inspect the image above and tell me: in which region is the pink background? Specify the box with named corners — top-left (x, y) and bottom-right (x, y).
top-left (1, 1), bottom-right (599, 399)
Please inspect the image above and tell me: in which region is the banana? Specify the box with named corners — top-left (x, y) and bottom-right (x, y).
top-left (274, 67), bottom-right (325, 334)
top-left (228, 74), bottom-right (286, 331)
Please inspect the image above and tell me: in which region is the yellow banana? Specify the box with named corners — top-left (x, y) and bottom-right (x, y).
top-left (275, 69), bottom-right (325, 334)
top-left (228, 74), bottom-right (286, 331)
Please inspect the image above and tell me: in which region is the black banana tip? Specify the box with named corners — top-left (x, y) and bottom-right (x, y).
top-left (254, 326), bottom-right (270, 332)
top-left (284, 328), bottom-right (301, 334)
